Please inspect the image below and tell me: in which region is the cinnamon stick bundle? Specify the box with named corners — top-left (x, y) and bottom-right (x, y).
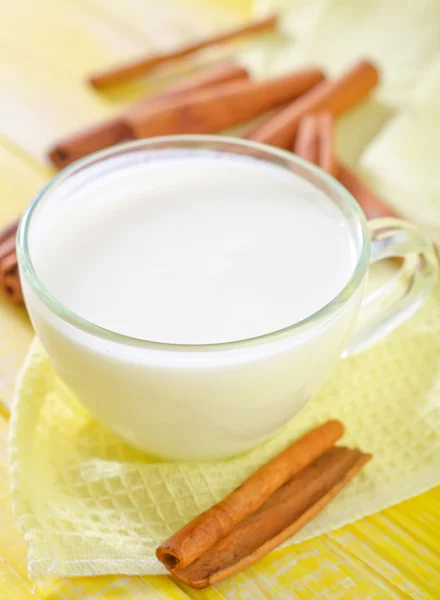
top-left (125, 68), bottom-right (325, 139)
top-left (171, 448), bottom-right (371, 589)
top-left (248, 59), bottom-right (379, 149)
top-left (49, 60), bottom-right (250, 169)
top-left (89, 15), bottom-right (277, 90)
top-left (293, 111), bottom-right (397, 219)
top-left (157, 419), bottom-right (343, 569)
top-left (157, 421), bottom-right (371, 589)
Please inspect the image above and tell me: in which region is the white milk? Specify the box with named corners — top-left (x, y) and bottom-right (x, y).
top-left (23, 147), bottom-right (363, 459)
top-left (32, 152), bottom-right (356, 344)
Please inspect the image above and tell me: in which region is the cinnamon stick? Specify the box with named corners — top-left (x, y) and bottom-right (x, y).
top-left (48, 120), bottom-right (134, 170)
top-left (2, 271), bottom-right (23, 304)
top-left (317, 112), bottom-right (338, 177)
top-left (167, 447), bottom-right (371, 589)
top-left (89, 15), bottom-right (277, 90)
top-left (158, 60), bottom-right (249, 95)
top-left (0, 235), bottom-right (15, 262)
top-left (49, 60), bottom-right (250, 169)
top-left (1, 250), bottom-right (17, 277)
top-left (293, 113), bottom-right (396, 219)
top-left (293, 114), bottom-right (319, 164)
top-left (156, 419), bottom-right (343, 570)
top-left (248, 59), bottom-right (379, 149)
top-left (294, 111), bottom-right (337, 176)
top-left (337, 165), bottom-right (398, 219)
top-left (0, 248), bottom-right (22, 305)
top-left (0, 217), bottom-right (19, 245)
top-left (125, 68), bottom-right (325, 139)
top-left (0, 219), bottom-right (23, 304)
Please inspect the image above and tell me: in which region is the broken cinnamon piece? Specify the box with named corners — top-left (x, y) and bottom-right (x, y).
top-left (293, 114), bottom-right (319, 164)
top-left (167, 447), bottom-right (371, 589)
top-left (156, 419), bottom-right (343, 570)
top-left (338, 165), bottom-right (398, 219)
top-left (125, 68), bottom-right (325, 139)
top-left (49, 60), bottom-right (250, 169)
top-left (248, 59), bottom-right (379, 149)
top-left (89, 15), bottom-right (277, 89)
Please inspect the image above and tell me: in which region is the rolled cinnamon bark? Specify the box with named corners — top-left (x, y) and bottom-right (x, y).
top-left (0, 218), bottom-right (19, 246)
top-left (48, 119), bottom-right (134, 170)
top-left (248, 60), bottom-right (379, 149)
top-left (337, 165), bottom-right (398, 219)
top-left (89, 15), bottom-right (277, 89)
top-left (0, 250), bottom-right (17, 276)
top-left (49, 60), bottom-right (250, 169)
top-left (0, 235), bottom-right (16, 262)
top-left (126, 68), bottom-right (325, 139)
top-left (157, 60), bottom-right (249, 95)
top-left (157, 419), bottom-right (343, 570)
top-left (293, 112), bottom-right (396, 219)
top-left (2, 271), bottom-right (23, 304)
top-left (293, 114), bottom-right (319, 164)
top-left (294, 111), bottom-right (337, 176)
top-left (169, 447), bottom-right (371, 589)
top-left (316, 112), bottom-right (338, 177)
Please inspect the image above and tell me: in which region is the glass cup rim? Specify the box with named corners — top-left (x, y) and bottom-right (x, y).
top-left (17, 134), bottom-right (371, 352)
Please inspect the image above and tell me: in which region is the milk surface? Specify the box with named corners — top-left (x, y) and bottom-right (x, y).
top-left (33, 151), bottom-right (357, 344)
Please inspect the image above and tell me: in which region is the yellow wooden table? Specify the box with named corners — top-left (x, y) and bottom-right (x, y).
top-left (1, 1), bottom-right (439, 598)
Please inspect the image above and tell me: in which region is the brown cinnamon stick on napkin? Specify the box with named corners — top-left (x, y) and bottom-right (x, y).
top-left (157, 421), bottom-right (371, 589)
top-left (49, 60), bottom-right (250, 169)
top-left (89, 15), bottom-right (277, 90)
top-left (170, 448), bottom-right (371, 589)
top-left (125, 68), bottom-right (324, 139)
top-left (157, 419), bottom-right (343, 570)
top-left (248, 59), bottom-right (378, 149)
top-left (293, 112), bottom-right (397, 219)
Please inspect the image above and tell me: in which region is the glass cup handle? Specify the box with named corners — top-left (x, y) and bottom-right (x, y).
top-left (343, 218), bottom-right (438, 357)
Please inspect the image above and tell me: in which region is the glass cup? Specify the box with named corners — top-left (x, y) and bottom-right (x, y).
top-left (17, 136), bottom-right (438, 460)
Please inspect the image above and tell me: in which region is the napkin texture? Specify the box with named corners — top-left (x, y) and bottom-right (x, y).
top-left (10, 278), bottom-right (440, 579)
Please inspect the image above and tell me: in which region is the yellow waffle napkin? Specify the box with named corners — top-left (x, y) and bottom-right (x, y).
top-left (10, 276), bottom-right (440, 580)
